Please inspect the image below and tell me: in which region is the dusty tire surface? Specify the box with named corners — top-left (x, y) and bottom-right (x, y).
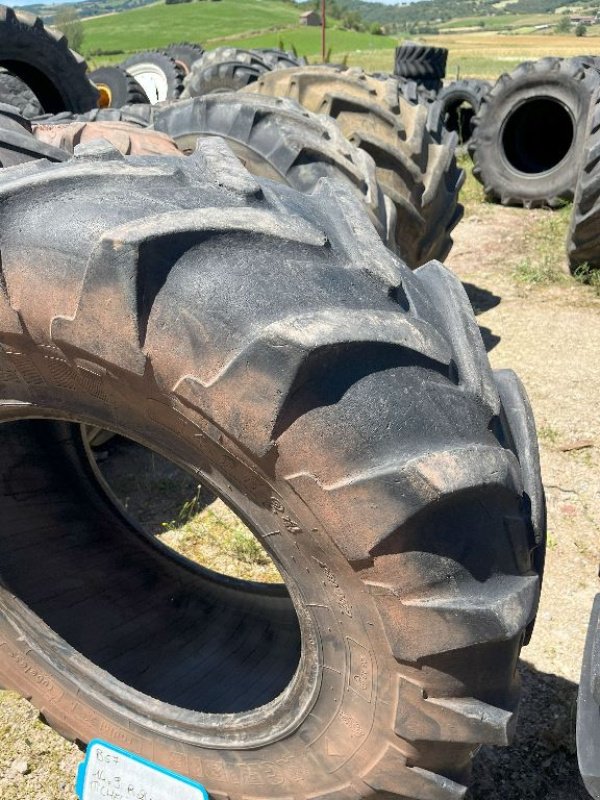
top-left (247, 65), bottom-right (464, 267)
top-left (0, 102), bottom-right (67, 166)
top-left (33, 119), bottom-right (182, 156)
top-left (121, 51), bottom-right (184, 103)
top-left (567, 84), bottom-right (600, 273)
top-left (0, 138), bottom-right (543, 800)
top-left (0, 5), bottom-right (98, 113)
top-left (469, 57), bottom-right (599, 208)
top-left (152, 92), bottom-right (395, 249)
top-left (255, 48), bottom-right (305, 69)
top-left (428, 79), bottom-right (491, 146)
top-left (89, 65), bottom-right (149, 108)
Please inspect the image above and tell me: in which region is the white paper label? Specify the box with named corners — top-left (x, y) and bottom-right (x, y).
top-left (77, 740), bottom-right (208, 800)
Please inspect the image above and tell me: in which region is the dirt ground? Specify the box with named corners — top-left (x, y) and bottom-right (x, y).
top-left (0, 180), bottom-right (599, 799)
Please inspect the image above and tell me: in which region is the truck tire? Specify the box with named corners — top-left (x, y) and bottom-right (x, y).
top-left (0, 137), bottom-right (543, 800)
top-left (394, 42), bottom-right (448, 93)
top-left (153, 93), bottom-right (395, 249)
top-left (166, 42), bottom-right (204, 74)
top-left (122, 51), bottom-right (184, 103)
top-left (428, 79), bottom-right (491, 147)
top-left (0, 102), bottom-right (67, 166)
top-left (247, 65), bottom-right (464, 267)
top-left (89, 66), bottom-right (149, 108)
top-left (567, 84), bottom-right (600, 273)
top-left (183, 60), bottom-right (269, 98)
top-left (0, 5), bottom-right (98, 113)
top-left (33, 119), bottom-right (182, 156)
top-left (469, 57), bottom-right (599, 208)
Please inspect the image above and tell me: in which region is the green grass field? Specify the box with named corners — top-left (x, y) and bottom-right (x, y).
top-left (81, 0), bottom-right (299, 55)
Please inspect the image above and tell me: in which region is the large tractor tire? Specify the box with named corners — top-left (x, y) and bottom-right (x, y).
top-left (89, 66), bottom-right (149, 109)
top-left (469, 57), bottom-right (599, 208)
top-left (255, 48), bottom-right (305, 69)
top-left (183, 59), bottom-right (270, 98)
top-left (153, 93), bottom-right (395, 249)
top-left (394, 42), bottom-right (448, 93)
top-left (567, 84), bottom-right (600, 274)
top-left (0, 137), bottom-right (544, 800)
top-left (0, 102), bottom-right (67, 166)
top-left (247, 66), bottom-right (464, 267)
top-left (428, 79), bottom-right (491, 147)
top-left (197, 46), bottom-right (271, 70)
top-left (121, 51), bottom-right (184, 103)
top-left (33, 119), bottom-right (182, 156)
top-left (0, 5), bottom-right (98, 113)
top-left (0, 69), bottom-right (43, 118)
top-left (166, 42), bottom-right (205, 75)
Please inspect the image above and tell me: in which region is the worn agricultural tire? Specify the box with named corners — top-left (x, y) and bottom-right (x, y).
top-left (166, 42), bottom-right (205, 74)
top-left (121, 51), bottom-right (184, 103)
top-left (0, 136), bottom-right (543, 800)
top-left (0, 69), bottom-right (43, 118)
top-left (567, 84), bottom-right (600, 273)
top-left (33, 119), bottom-right (182, 156)
top-left (33, 104), bottom-right (155, 128)
top-left (89, 66), bottom-right (149, 108)
top-left (0, 5), bottom-right (98, 113)
top-left (0, 102), bottom-right (67, 166)
top-left (394, 42), bottom-right (448, 93)
top-left (183, 60), bottom-right (269, 98)
top-left (247, 66), bottom-right (464, 267)
top-left (396, 76), bottom-right (438, 107)
top-left (469, 57), bottom-right (600, 208)
top-left (153, 93), bottom-right (395, 248)
top-left (428, 79), bottom-right (491, 147)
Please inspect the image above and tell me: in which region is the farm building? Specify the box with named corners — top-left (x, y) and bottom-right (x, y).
top-left (300, 10), bottom-right (321, 25)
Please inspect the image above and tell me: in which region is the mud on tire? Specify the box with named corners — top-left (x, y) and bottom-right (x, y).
top-left (0, 138), bottom-right (543, 800)
top-left (247, 65), bottom-right (464, 267)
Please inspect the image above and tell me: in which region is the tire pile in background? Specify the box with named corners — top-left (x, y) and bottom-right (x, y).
top-left (0, 5), bottom-right (584, 800)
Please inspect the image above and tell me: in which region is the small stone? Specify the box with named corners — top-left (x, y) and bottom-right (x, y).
top-left (12, 758), bottom-right (29, 775)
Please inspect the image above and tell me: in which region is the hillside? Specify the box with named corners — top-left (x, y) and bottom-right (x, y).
top-left (79, 0), bottom-right (396, 61)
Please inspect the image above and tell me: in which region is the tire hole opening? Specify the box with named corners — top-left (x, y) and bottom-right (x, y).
top-left (501, 97), bottom-right (574, 175)
top-left (0, 420), bottom-right (303, 721)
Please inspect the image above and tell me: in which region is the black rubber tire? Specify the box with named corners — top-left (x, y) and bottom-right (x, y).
top-left (0, 5), bottom-right (98, 113)
top-left (255, 48), bottom-right (306, 69)
top-left (153, 93), bottom-right (396, 249)
top-left (0, 102), bottom-right (67, 166)
top-left (183, 60), bottom-right (269, 98)
top-left (394, 42), bottom-right (448, 92)
top-left (428, 79), bottom-right (491, 147)
top-left (567, 83), bottom-right (600, 273)
top-left (396, 76), bottom-right (438, 106)
top-left (469, 57), bottom-right (600, 208)
top-left (247, 65), bottom-right (464, 267)
top-left (33, 103), bottom-right (155, 128)
top-left (166, 42), bottom-right (205, 74)
top-left (0, 69), bottom-right (43, 117)
top-left (89, 66), bottom-right (149, 108)
top-left (121, 51), bottom-right (184, 103)
top-left (0, 136), bottom-right (543, 800)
